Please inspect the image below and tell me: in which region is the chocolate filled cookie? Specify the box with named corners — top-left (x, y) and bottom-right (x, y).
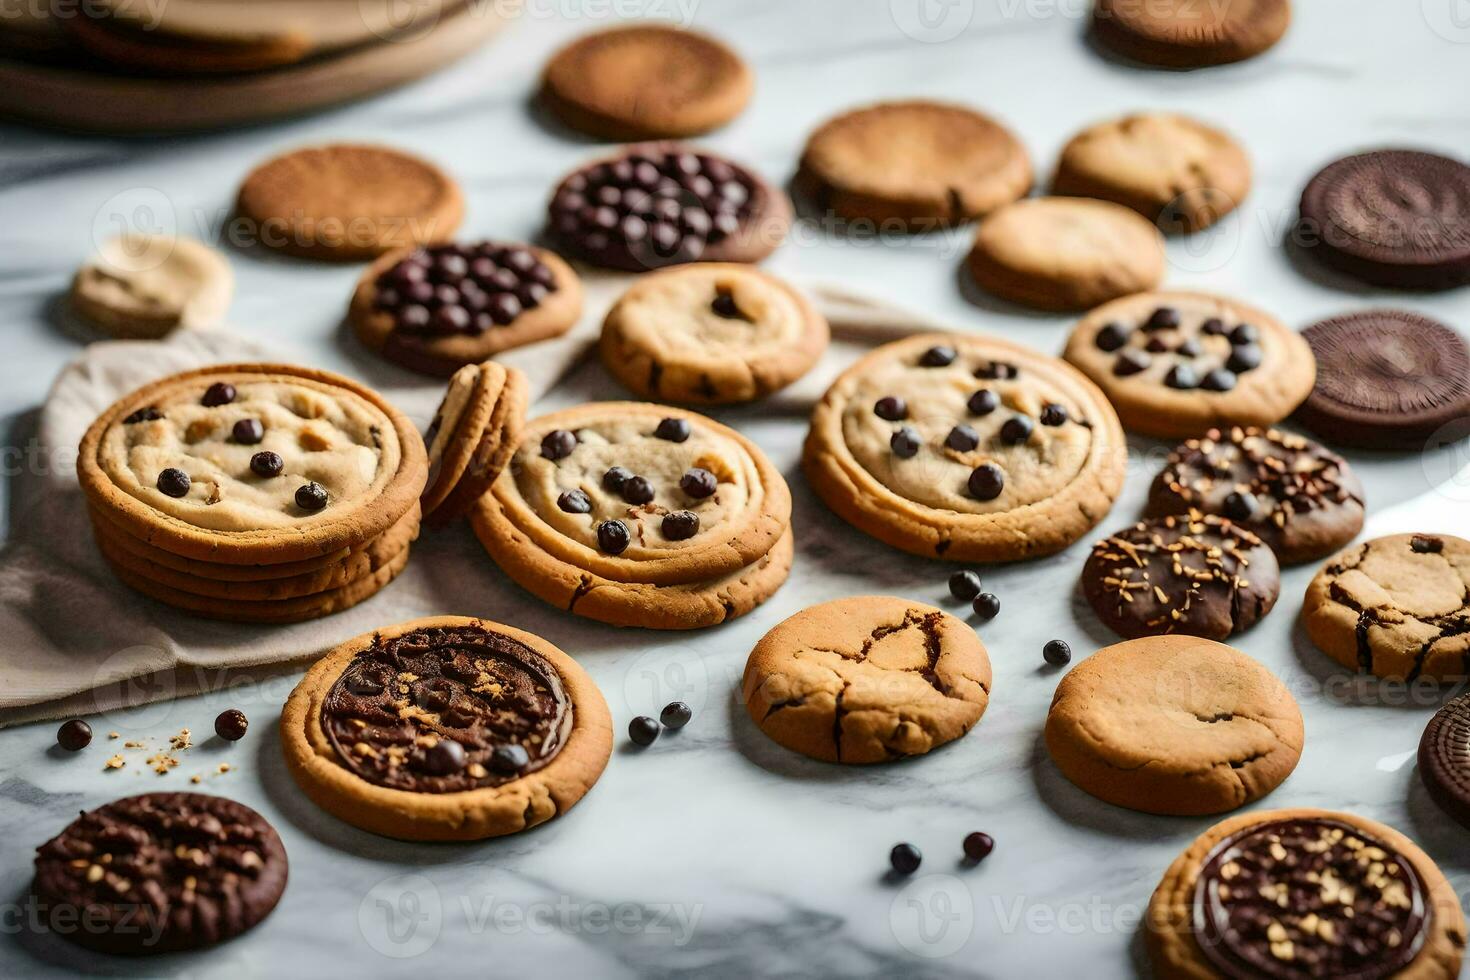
top-left (1093, 0), bottom-right (1291, 68)
top-left (1082, 512), bottom-right (1280, 640)
top-left (281, 616), bottom-right (613, 840)
top-left (1147, 809), bottom-right (1466, 980)
top-left (32, 793), bottom-right (288, 954)
top-left (546, 143), bottom-right (791, 272)
top-left (1304, 533), bottom-right (1470, 682)
top-left (1148, 426), bottom-right (1365, 564)
top-left (1420, 694), bottom-right (1470, 831)
top-left (351, 240), bottom-right (583, 377)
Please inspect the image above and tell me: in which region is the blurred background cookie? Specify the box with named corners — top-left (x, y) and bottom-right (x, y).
top-left (71, 234), bottom-right (233, 338)
top-left (1092, 0), bottom-right (1291, 67)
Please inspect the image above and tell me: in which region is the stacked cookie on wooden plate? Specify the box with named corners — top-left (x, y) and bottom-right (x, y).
top-left (78, 364), bottom-right (426, 623)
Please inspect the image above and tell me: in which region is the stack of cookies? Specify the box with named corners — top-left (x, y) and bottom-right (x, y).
top-left (78, 364), bottom-right (426, 623)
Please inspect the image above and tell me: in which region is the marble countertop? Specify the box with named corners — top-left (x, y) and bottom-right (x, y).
top-left (2, 1), bottom-right (1469, 976)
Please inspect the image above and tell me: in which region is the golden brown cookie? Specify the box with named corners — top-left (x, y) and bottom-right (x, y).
top-left (966, 197), bottom-right (1165, 310)
top-left (1045, 635), bottom-right (1304, 815)
top-left (236, 144), bottom-right (463, 261)
top-left (281, 616), bottom-right (613, 841)
top-left (1062, 291), bottom-right (1316, 439)
top-left (1052, 112), bottom-right (1251, 232)
top-left (67, 2), bottom-right (313, 74)
top-left (540, 25), bottom-right (752, 140)
top-left (804, 333), bottom-right (1126, 562)
top-left (797, 100), bottom-right (1032, 230)
top-left (1093, 0), bottom-right (1291, 68)
top-left (742, 596), bottom-right (991, 764)
top-left (1147, 809), bottom-right (1466, 980)
top-left (1304, 533), bottom-right (1470, 683)
top-left (599, 264), bottom-right (829, 404)
top-left (71, 235), bottom-right (233, 339)
top-left (420, 362), bottom-right (527, 526)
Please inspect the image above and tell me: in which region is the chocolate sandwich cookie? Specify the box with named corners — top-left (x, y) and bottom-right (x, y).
top-left (1298, 150), bottom-right (1470, 290)
top-left (1295, 311), bottom-right (1470, 450)
top-left (32, 793), bottom-right (288, 955)
top-left (1420, 694), bottom-right (1470, 831)
top-left (1147, 809), bottom-right (1467, 980)
top-left (546, 143), bottom-right (791, 272)
top-left (541, 25), bottom-right (752, 140)
top-left (1063, 291), bottom-right (1316, 439)
top-left (350, 240), bottom-right (583, 377)
top-left (1304, 533), bottom-right (1470, 682)
top-left (743, 597), bottom-right (992, 764)
top-left (796, 100), bottom-right (1032, 229)
top-left (805, 332), bottom-right (1126, 562)
top-left (1045, 635), bottom-right (1304, 816)
top-left (599, 264), bottom-right (829, 404)
top-left (420, 363), bottom-right (527, 525)
top-left (1148, 426), bottom-right (1365, 564)
top-left (236, 144), bottom-right (463, 261)
top-left (1092, 0), bottom-right (1291, 68)
top-left (281, 616), bottom-right (613, 840)
top-left (1082, 512), bottom-right (1280, 641)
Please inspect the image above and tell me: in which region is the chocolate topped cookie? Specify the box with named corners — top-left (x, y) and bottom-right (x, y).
top-left (1420, 694), bottom-right (1470, 832)
top-left (546, 143), bottom-right (791, 272)
top-left (1296, 311), bottom-right (1470, 450)
top-left (1083, 512), bottom-right (1280, 640)
top-left (1298, 150), bottom-right (1470, 290)
top-left (282, 616), bottom-right (612, 840)
top-left (32, 793), bottom-right (288, 954)
top-left (1148, 426), bottom-right (1365, 564)
top-left (1093, 0), bottom-right (1291, 68)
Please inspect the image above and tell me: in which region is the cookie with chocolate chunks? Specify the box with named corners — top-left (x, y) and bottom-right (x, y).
top-left (31, 793), bottom-right (288, 954)
top-left (1148, 426), bottom-right (1365, 564)
top-left (1420, 693), bottom-right (1470, 832)
top-left (1092, 0), bottom-right (1290, 68)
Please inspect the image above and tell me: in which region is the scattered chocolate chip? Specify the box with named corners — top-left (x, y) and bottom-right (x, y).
top-left (1223, 491), bottom-right (1257, 521)
top-left (662, 510), bottom-right (700, 540)
top-left (874, 396), bottom-right (907, 421)
top-left (1043, 639), bottom-right (1072, 666)
top-left (1095, 322), bottom-right (1130, 351)
top-left (602, 466), bottom-right (633, 492)
top-left (1144, 307), bottom-right (1180, 332)
top-left (295, 482), bottom-right (328, 511)
top-left (250, 451), bottom-right (284, 477)
top-left (890, 426), bottom-right (921, 458)
top-left (975, 361), bottom-right (1018, 380)
top-left (968, 463), bottom-right (1005, 500)
top-left (949, 570), bottom-right (983, 601)
top-left (972, 592), bottom-right (1001, 621)
top-left (214, 709), bottom-right (248, 741)
top-left (541, 429), bottom-right (577, 460)
top-left (968, 389), bottom-right (1000, 416)
top-left (920, 345), bottom-right (957, 367)
top-left (1201, 317), bottom-right (1227, 336)
top-left (1165, 364), bottom-right (1199, 389)
top-left (710, 291), bottom-right (742, 319)
top-left (597, 519), bottom-right (630, 554)
top-left (660, 702), bottom-right (692, 729)
top-left (489, 743), bottom-right (531, 774)
top-left (1113, 349), bottom-right (1151, 376)
top-left (1040, 404), bottom-right (1068, 426)
top-left (1201, 369), bottom-right (1237, 392)
top-left (963, 831), bottom-right (995, 862)
top-left (680, 467), bottom-right (717, 498)
top-left (629, 716), bottom-right (660, 746)
top-left (999, 415), bottom-right (1034, 445)
top-left (123, 406), bottom-right (163, 424)
top-left (945, 424), bottom-right (980, 452)
top-left (621, 476), bottom-right (655, 505)
top-left (201, 382), bottom-right (236, 407)
top-left (421, 738), bottom-right (468, 775)
top-left (1230, 323), bottom-right (1258, 345)
top-left (1146, 336), bottom-right (1170, 353)
top-left (231, 418), bottom-right (264, 445)
top-left (1412, 535), bottom-right (1445, 554)
top-left (890, 843), bottom-right (922, 875)
top-left (156, 468), bottom-right (190, 498)
top-left (557, 489), bottom-right (592, 514)
top-left (56, 719), bottom-right (91, 751)
top-left (1226, 344), bottom-right (1262, 373)
top-left (1175, 338), bottom-right (1202, 358)
top-left (655, 417), bottom-right (691, 442)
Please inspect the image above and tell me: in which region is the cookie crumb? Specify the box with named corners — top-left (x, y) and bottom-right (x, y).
top-left (104, 755), bottom-right (125, 770)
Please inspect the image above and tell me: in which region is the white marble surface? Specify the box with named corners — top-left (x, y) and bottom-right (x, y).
top-left (2, 1), bottom-right (1470, 976)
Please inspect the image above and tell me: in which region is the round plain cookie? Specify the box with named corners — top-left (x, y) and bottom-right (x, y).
top-left (66, 2), bottom-right (313, 74)
top-left (1045, 635), bottom-right (1304, 816)
top-left (540, 25), bottom-right (752, 140)
top-left (1062, 291), bottom-right (1316, 439)
top-left (966, 197), bottom-right (1165, 311)
top-left (1295, 310), bottom-right (1470, 450)
top-left (1298, 150), bottom-right (1470, 290)
top-left (599, 263), bottom-right (829, 404)
top-left (77, 363), bottom-right (426, 565)
top-left (281, 616), bottom-right (613, 841)
top-left (796, 100), bottom-right (1032, 229)
top-left (236, 144), bottom-right (463, 261)
top-left (1092, 0), bottom-right (1291, 68)
top-left (1052, 112), bottom-right (1250, 232)
top-left (421, 362), bottom-right (527, 525)
top-left (742, 596), bottom-right (992, 764)
top-left (1304, 533), bottom-right (1470, 683)
top-left (32, 793), bottom-right (288, 955)
top-left (1146, 808), bottom-right (1467, 980)
top-left (546, 142), bottom-right (791, 272)
top-left (804, 332), bottom-right (1126, 562)
top-left (1420, 693), bottom-right (1470, 832)
top-left (350, 240), bottom-right (582, 378)
top-left (1082, 512), bottom-right (1280, 641)
top-left (71, 234), bottom-right (233, 339)
top-left (1147, 426), bottom-right (1366, 564)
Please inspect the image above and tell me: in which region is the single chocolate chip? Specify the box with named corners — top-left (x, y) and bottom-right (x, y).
top-left (655, 417), bottom-right (691, 442)
top-left (890, 843), bottom-right (922, 875)
top-left (1224, 491), bottom-right (1258, 521)
top-left (433, 306), bottom-right (471, 334)
top-left (629, 716), bottom-right (660, 746)
top-left (250, 451), bottom-right (284, 477)
top-left (232, 418), bottom-right (264, 445)
top-left (1040, 403), bottom-right (1068, 426)
top-left (1201, 369), bottom-right (1237, 392)
top-left (488, 294), bottom-right (523, 325)
top-left (975, 361), bottom-right (1019, 380)
top-left (56, 719), bottom-right (91, 751)
top-left (201, 382), bottom-right (236, 407)
top-left (999, 415), bottom-right (1034, 445)
top-left (949, 570), bottom-right (983, 601)
top-left (874, 396), bottom-right (907, 421)
top-left (214, 709), bottom-right (248, 742)
top-left (891, 426), bottom-right (921, 458)
top-left (597, 519), bottom-right (630, 554)
top-left (1144, 307), bottom-right (1181, 332)
top-left (622, 476), bottom-right (655, 505)
top-left (541, 429), bottom-right (578, 460)
top-left (680, 468), bottom-right (717, 498)
top-left (1227, 344), bottom-right (1262, 373)
top-left (557, 489), bottom-right (592, 514)
top-left (1095, 322), bottom-right (1130, 351)
top-left (662, 510), bottom-right (700, 541)
top-left (945, 424), bottom-right (980, 452)
top-left (1176, 338), bottom-right (1202, 358)
top-left (710, 291), bottom-right (742, 319)
top-left (1145, 336), bottom-right (1170, 353)
top-left (1230, 323), bottom-right (1259, 345)
top-left (965, 390), bottom-right (998, 418)
top-left (661, 702), bottom-right (693, 729)
top-left (1113, 350), bottom-right (1151, 376)
top-left (968, 463), bottom-right (1005, 500)
top-left (295, 482), bottom-right (328, 511)
top-left (123, 406), bottom-right (162, 424)
top-left (1201, 317), bottom-right (1227, 336)
top-left (602, 466), bottom-right (633, 492)
top-left (1165, 364), bottom-right (1199, 389)
top-left (972, 592), bottom-right (1001, 621)
top-left (920, 345), bottom-right (957, 367)
top-left (1043, 639), bottom-right (1072, 666)
top-left (421, 739), bottom-right (468, 775)
top-left (963, 832), bottom-right (995, 862)
top-left (156, 468), bottom-right (190, 498)
top-left (489, 743), bottom-right (530, 774)
top-left (1412, 535), bottom-right (1445, 554)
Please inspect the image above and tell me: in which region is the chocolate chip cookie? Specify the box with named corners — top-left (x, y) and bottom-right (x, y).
top-left (71, 234), bottom-right (233, 339)
top-left (1147, 809), bottom-right (1466, 980)
top-left (743, 596), bottom-right (992, 764)
top-left (1304, 533), bottom-right (1470, 682)
top-left (599, 263), bottom-right (829, 404)
top-left (32, 793), bottom-right (288, 954)
top-left (1147, 426), bottom-right (1365, 564)
top-left (1093, 0), bottom-right (1291, 68)
top-left (1420, 693), bottom-right (1470, 832)
top-left (1045, 635), bottom-right (1304, 815)
top-left (421, 362), bottom-right (527, 525)
top-left (1062, 291), bottom-right (1316, 439)
top-left (804, 333), bottom-right (1126, 562)
top-left (281, 616), bottom-right (613, 841)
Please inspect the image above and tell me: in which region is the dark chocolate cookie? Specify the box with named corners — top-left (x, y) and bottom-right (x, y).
top-left (1298, 150), bottom-right (1470, 289)
top-left (1147, 426), bottom-right (1365, 564)
top-left (1082, 512), bottom-right (1280, 640)
top-left (1296, 311), bottom-right (1470, 449)
top-left (32, 793), bottom-right (288, 955)
top-left (546, 143), bottom-right (791, 272)
top-left (1420, 694), bottom-right (1470, 831)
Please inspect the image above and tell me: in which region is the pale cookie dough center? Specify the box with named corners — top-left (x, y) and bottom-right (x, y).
top-left (1341, 551), bottom-right (1469, 619)
top-left (618, 270), bottom-right (803, 359)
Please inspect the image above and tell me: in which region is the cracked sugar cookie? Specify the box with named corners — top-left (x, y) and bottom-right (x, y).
top-left (1304, 533), bottom-right (1470, 683)
top-left (281, 616), bottom-right (612, 841)
top-left (804, 333), bottom-right (1125, 562)
top-left (742, 596), bottom-right (991, 764)
top-left (1045, 635), bottom-right (1303, 815)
